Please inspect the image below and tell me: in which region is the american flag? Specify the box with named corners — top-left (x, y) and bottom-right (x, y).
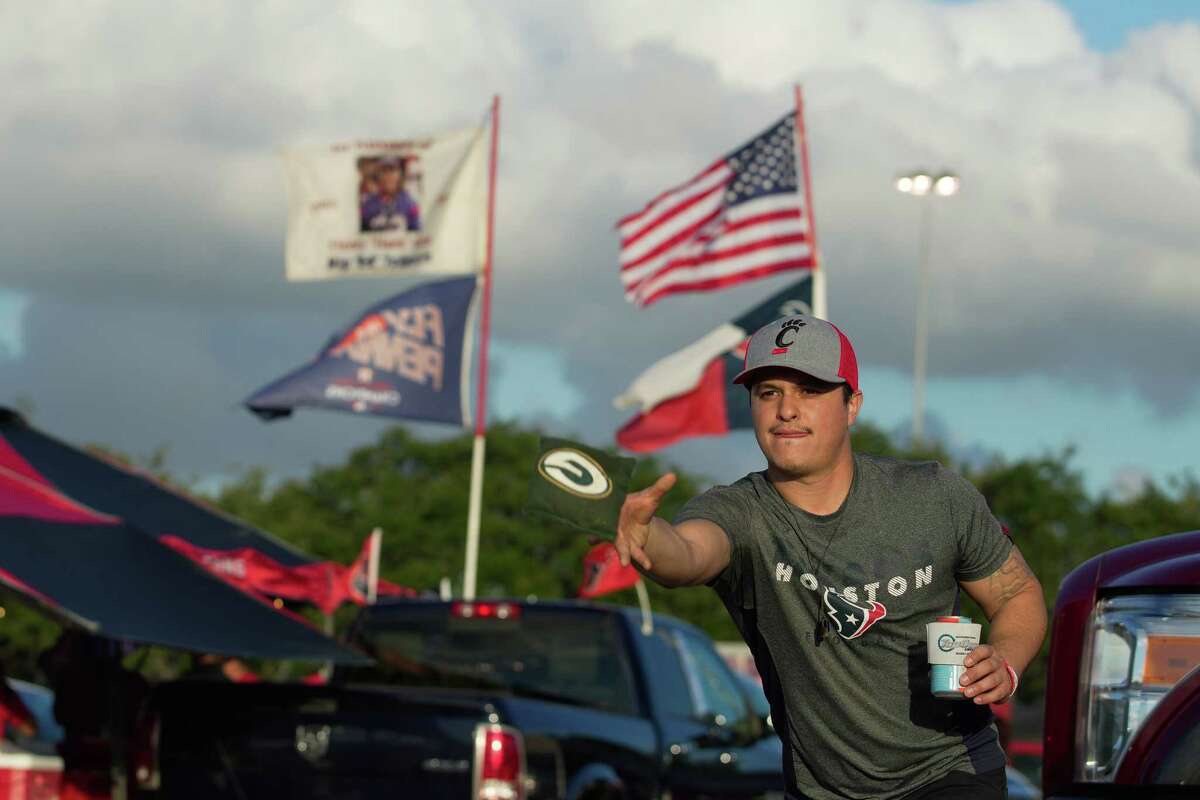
top-left (617, 114), bottom-right (815, 308)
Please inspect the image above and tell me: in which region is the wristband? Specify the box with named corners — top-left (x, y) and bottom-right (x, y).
top-left (1002, 660), bottom-right (1019, 701)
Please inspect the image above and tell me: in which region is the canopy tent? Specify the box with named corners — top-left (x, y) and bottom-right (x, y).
top-left (0, 409), bottom-right (412, 611)
top-left (0, 409), bottom-right (307, 564)
top-left (0, 450), bottom-right (368, 663)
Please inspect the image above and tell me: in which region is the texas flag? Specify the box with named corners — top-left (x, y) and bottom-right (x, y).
top-left (614, 277), bottom-right (813, 452)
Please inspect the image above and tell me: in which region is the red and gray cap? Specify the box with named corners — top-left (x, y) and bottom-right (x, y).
top-left (732, 315), bottom-right (859, 392)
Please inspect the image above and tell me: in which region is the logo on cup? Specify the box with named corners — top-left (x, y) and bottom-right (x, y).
top-left (937, 634), bottom-right (956, 652)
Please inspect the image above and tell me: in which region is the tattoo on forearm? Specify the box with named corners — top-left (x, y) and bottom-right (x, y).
top-left (989, 549), bottom-right (1035, 607)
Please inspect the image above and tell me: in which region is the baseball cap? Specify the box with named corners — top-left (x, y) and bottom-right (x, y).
top-left (732, 315), bottom-right (859, 392)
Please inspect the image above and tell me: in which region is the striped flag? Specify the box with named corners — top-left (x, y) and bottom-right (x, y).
top-left (614, 276), bottom-right (813, 451)
top-left (617, 113), bottom-right (815, 307)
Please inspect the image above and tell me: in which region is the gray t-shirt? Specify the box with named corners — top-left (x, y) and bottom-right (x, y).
top-left (675, 453), bottom-right (1013, 800)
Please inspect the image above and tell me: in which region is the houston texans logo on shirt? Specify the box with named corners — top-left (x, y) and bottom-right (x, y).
top-left (823, 587), bottom-right (887, 640)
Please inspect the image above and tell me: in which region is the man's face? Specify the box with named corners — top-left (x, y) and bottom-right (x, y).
top-left (378, 165), bottom-right (402, 194)
top-left (749, 368), bottom-right (862, 479)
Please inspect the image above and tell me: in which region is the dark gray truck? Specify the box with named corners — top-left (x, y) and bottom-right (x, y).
top-left (134, 598), bottom-right (785, 799)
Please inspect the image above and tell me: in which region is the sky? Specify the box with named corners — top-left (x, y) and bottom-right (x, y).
top-left (1, 0), bottom-right (1198, 500)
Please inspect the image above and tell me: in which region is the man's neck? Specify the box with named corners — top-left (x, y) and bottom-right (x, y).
top-left (768, 448), bottom-right (856, 515)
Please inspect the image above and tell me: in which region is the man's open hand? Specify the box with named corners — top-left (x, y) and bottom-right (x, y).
top-left (615, 473), bottom-right (676, 570)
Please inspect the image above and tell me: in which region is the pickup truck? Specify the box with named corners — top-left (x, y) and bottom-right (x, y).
top-left (134, 598), bottom-right (785, 799)
top-left (1041, 528), bottom-right (1200, 798)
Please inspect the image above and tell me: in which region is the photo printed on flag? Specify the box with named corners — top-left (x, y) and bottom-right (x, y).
top-left (282, 125), bottom-right (488, 281)
top-left (617, 113), bottom-right (814, 307)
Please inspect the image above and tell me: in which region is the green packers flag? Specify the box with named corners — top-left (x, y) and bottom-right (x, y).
top-left (525, 437), bottom-right (636, 537)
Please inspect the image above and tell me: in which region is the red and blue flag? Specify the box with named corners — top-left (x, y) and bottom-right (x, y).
top-left (617, 114), bottom-right (814, 307)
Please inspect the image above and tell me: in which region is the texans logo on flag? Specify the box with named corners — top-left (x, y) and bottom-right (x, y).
top-left (582, 561), bottom-right (604, 594)
top-left (537, 448), bottom-right (613, 499)
top-left (822, 587), bottom-right (887, 640)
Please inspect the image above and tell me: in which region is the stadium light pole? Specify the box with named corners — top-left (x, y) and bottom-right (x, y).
top-left (895, 170), bottom-right (959, 444)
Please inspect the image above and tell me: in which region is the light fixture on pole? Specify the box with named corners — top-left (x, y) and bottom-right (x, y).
top-left (895, 169), bottom-right (959, 444)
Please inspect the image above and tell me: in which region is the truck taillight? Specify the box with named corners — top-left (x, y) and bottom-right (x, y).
top-left (473, 723), bottom-right (526, 800)
top-left (452, 602), bottom-right (521, 620)
top-left (1077, 593), bottom-right (1200, 782)
top-left (131, 711), bottom-right (161, 790)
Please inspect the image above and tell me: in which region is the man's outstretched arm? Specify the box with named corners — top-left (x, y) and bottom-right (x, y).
top-left (614, 473), bottom-right (731, 588)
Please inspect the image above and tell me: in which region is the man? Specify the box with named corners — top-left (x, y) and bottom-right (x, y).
top-left (360, 157), bottom-right (421, 232)
top-left (616, 315), bottom-right (1046, 800)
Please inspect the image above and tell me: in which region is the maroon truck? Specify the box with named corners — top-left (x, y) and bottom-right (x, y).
top-left (1042, 528), bottom-right (1200, 798)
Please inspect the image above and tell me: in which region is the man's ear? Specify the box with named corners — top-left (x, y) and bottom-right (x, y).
top-left (847, 391), bottom-right (863, 426)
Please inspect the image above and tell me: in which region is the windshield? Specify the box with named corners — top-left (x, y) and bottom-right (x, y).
top-left (341, 606), bottom-right (641, 716)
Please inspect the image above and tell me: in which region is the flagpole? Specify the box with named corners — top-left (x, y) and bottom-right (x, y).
top-left (367, 527), bottom-right (381, 605)
top-left (463, 95), bottom-right (500, 601)
top-left (634, 579), bottom-right (654, 635)
top-left (794, 85), bottom-right (827, 320)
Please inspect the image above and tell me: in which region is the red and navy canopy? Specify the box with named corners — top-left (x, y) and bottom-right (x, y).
top-left (0, 409), bottom-right (370, 661)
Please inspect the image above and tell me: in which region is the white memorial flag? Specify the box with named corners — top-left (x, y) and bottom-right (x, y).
top-left (282, 124), bottom-right (488, 281)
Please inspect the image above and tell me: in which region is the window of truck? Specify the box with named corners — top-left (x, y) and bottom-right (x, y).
top-left (343, 607), bottom-right (641, 717)
top-left (672, 629), bottom-right (755, 739)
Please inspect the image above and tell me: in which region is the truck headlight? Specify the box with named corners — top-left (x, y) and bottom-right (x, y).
top-left (1077, 593), bottom-right (1200, 781)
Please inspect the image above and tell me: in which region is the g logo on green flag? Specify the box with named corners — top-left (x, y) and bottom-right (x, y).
top-left (538, 448), bottom-right (613, 499)
top-left (525, 437), bottom-right (636, 537)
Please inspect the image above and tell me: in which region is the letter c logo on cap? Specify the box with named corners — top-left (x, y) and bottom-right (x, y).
top-left (774, 318), bottom-right (806, 349)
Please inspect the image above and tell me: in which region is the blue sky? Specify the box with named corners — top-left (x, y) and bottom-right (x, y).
top-left (1057, 1), bottom-right (1199, 50)
top-left (1, 0), bottom-right (1198, 503)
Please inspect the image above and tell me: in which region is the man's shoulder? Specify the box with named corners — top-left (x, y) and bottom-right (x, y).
top-left (676, 472), bottom-right (766, 523)
top-left (699, 472), bottom-right (767, 501)
top-left (855, 452), bottom-right (959, 492)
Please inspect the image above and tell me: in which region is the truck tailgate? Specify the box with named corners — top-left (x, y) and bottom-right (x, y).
top-left (146, 682), bottom-right (489, 799)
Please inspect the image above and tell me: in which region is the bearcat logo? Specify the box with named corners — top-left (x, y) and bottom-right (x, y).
top-left (822, 587), bottom-right (887, 640)
top-left (772, 317), bottom-right (806, 355)
top-left (537, 448), bottom-right (613, 499)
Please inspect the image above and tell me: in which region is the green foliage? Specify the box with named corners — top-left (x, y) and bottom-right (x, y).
top-left (212, 423), bottom-right (703, 603)
top-left (1, 417), bottom-right (1196, 706)
top-left (178, 421), bottom-right (1200, 697)
top-left (0, 598), bottom-right (60, 682)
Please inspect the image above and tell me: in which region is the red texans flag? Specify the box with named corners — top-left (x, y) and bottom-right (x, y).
top-left (578, 542), bottom-right (639, 599)
top-left (342, 528), bottom-right (381, 605)
top-left (614, 277), bottom-right (812, 452)
top-left (160, 531), bottom-right (414, 614)
top-left (617, 113), bottom-right (814, 307)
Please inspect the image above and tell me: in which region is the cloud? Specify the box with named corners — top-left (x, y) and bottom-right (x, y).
top-left (0, 0), bottom-right (1198, 481)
